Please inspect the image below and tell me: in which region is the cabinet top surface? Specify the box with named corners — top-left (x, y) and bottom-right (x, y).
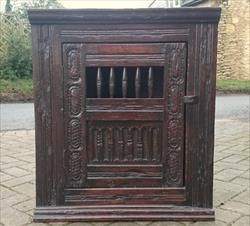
top-left (28, 7), bottom-right (221, 25)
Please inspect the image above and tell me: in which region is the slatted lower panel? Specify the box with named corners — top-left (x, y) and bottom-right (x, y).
top-left (87, 121), bottom-right (162, 163)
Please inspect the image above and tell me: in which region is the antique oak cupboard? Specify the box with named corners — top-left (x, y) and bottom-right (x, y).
top-left (28, 8), bottom-right (221, 222)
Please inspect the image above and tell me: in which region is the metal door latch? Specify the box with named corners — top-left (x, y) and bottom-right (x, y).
top-left (183, 95), bottom-right (199, 104)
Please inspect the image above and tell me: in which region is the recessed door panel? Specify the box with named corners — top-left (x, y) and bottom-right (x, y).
top-left (63, 42), bottom-right (187, 202)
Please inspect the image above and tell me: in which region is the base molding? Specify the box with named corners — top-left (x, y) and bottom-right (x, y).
top-left (33, 205), bottom-right (215, 222)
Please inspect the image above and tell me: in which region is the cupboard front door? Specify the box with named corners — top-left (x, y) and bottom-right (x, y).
top-left (62, 42), bottom-right (187, 205)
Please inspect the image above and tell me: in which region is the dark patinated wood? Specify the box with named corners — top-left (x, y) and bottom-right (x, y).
top-left (28, 8), bottom-right (220, 222)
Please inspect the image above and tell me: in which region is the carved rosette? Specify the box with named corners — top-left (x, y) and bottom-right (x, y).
top-left (165, 43), bottom-right (186, 187)
top-left (64, 45), bottom-right (85, 187)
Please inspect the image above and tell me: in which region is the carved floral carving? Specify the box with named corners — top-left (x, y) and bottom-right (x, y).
top-left (165, 43), bottom-right (186, 186)
top-left (64, 45), bottom-right (84, 187)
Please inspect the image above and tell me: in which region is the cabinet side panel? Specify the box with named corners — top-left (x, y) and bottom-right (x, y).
top-left (32, 25), bottom-right (53, 206)
top-left (191, 23), bottom-right (218, 208)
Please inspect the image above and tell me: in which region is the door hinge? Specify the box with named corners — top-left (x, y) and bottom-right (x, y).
top-left (183, 95), bottom-right (199, 104)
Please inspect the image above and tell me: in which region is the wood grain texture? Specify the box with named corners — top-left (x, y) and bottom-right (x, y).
top-left (29, 8), bottom-right (220, 222)
top-left (28, 8), bottom-right (221, 24)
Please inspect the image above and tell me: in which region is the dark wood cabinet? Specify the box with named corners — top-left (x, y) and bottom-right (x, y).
top-left (28, 8), bottom-right (221, 222)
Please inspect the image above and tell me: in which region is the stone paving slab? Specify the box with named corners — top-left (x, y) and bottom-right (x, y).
top-left (0, 120), bottom-right (249, 226)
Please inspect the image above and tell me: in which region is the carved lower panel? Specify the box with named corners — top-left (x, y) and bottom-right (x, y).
top-left (164, 43), bottom-right (186, 187)
top-left (88, 122), bottom-right (162, 163)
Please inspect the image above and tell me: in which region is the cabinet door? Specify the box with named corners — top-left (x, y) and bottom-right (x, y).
top-left (62, 42), bottom-right (187, 205)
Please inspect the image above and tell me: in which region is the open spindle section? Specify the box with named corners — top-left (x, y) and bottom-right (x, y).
top-left (86, 66), bottom-right (163, 98)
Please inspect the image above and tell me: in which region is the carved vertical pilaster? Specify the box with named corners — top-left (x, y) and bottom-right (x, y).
top-left (64, 44), bottom-right (86, 188)
top-left (164, 43), bottom-right (186, 187)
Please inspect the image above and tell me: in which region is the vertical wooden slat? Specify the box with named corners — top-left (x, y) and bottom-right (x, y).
top-left (109, 67), bottom-right (115, 98)
top-left (118, 128), bottom-right (124, 160)
top-left (137, 128), bottom-right (143, 160)
top-left (135, 67), bottom-right (141, 98)
top-left (143, 128), bottom-right (150, 161)
top-left (122, 67), bottom-right (127, 98)
top-left (152, 128), bottom-right (158, 161)
top-left (97, 67), bottom-right (102, 98)
top-left (103, 129), bottom-right (109, 161)
top-left (148, 67), bottom-right (153, 98)
top-left (93, 129), bottom-right (98, 161)
top-left (97, 129), bottom-right (103, 161)
top-left (113, 128), bottom-right (119, 161)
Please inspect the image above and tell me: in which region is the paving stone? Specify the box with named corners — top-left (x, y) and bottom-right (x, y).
top-left (221, 154), bottom-right (248, 163)
top-left (2, 166), bottom-right (31, 177)
top-left (26, 223), bottom-right (50, 226)
top-left (109, 223), bottom-right (140, 226)
top-left (190, 220), bottom-right (227, 226)
top-left (231, 177), bottom-right (250, 186)
top-left (232, 216), bottom-right (250, 226)
top-left (232, 189), bottom-right (250, 205)
top-left (214, 152), bottom-right (233, 162)
top-left (214, 169), bottom-right (245, 181)
top-left (0, 193), bottom-right (30, 208)
top-left (240, 170), bottom-right (250, 179)
top-left (214, 180), bottom-right (247, 192)
top-left (0, 171), bottom-right (14, 182)
top-left (92, 222), bottom-right (113, 226)
top-left (12, 182), bottom-right (35, 197)
top-left (135, 222), bottom-right (152, 226)
top-left (0, 185), bottom-right (17, 199)
top-left (16, 154), bottom-right (35, 163)
top-left (0, 156), bottom-right (19, 163)
top-left (213, 189), bottom-right (239, 207)
top-left (149, 222), bottom-right (185, 226)
top-left (13, 198), bottom-right (35, 212)
top-left (220, 201), bottom-right (250, 215)
top-left (49, 223), bottom-right (69, 226)
top-left (0, 206), bottom-right (32, 226)
top-left (215, 208), bottom-right (241, 224)
top-left (214, 161), bottom-right (250, 171)
top-left (68, 223), bottom-right (95, 226)
top-left (0, 160), bottom-right (29, 170)
top-left (2, 173), bottom-right (34, 187)
top-left (238, 158), bottom-right (250, 166)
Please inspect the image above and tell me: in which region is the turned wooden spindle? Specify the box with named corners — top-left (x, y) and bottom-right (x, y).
top-left (148, 67), bottom-right (153, 98)
top-left (97, 67), bottom-right (102, 98)
top-left (109, 67), bottom-right (115, 98)
top-left (122, 67), bottom-right (127, 98)
top-left (135, 67), bottom-right (141, 98)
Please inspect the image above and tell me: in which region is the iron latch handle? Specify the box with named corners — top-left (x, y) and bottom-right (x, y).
top-left (183, 95), bottom-right (199, 104)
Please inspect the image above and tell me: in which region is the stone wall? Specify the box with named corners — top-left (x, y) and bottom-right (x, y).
top-left (151, 0), bottom-right (249, 80)
top-left (195, 0), bottom-right (249, 80)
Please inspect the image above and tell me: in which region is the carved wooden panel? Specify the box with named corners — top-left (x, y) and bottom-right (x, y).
top-left (164, 43), bottom-right (186, 187)
top-left (63, 44), bottom-right (86, 188)
top-left (87, 121), bottom-right (162, 163)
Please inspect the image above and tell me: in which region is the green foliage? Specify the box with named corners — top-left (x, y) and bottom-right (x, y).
top-left (16, 0), bottom-right (63, 19)
top-left (0, 24), bottom-right (32, 80)
top-left (0, 0), bottom-right (63, 81)
top-left (217, 80), bottom-right (250, 93)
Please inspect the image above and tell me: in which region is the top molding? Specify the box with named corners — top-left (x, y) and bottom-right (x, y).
top-left (28, 8), bottom-right (221, 25)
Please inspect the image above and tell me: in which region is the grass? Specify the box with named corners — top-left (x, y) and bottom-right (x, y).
top-left (216, 80), bottom-right (250, 93)
top-left (0, 79), bottom-right (33, 102)
top-left (0, 79), bottom-right (33, 93)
